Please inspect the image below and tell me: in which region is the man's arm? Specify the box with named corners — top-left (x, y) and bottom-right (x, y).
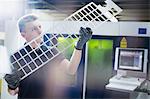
top-left (60, 27), bottom-right (92, 75)
top-left (60, 49), bottom-right (82, 75)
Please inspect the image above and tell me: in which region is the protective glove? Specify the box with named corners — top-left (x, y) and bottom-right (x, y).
top-left (4, 68), bottom-right (21, 90)
top-left (75, 27), bottom-right (93, 50)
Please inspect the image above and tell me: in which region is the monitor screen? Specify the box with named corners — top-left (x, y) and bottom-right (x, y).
top-left (114, 48), bottom-right (148, 73)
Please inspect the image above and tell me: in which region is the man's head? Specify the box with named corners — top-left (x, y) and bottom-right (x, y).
top-left (18, 14), bottom-right (42, 44)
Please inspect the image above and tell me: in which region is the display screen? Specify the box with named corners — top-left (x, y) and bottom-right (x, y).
top-left (118, 49), bottom-right (144, 71)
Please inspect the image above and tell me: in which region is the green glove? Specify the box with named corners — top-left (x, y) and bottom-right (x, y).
top-left (4, 69), bottom-right (20, 90)
top-left (75, 27), bottom-right (93, 50)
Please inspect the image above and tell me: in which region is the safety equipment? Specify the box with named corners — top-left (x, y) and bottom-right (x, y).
top-left (4, 69), bottom-right (20, 90)
top-left (75, 27), bottom-right (92, 50)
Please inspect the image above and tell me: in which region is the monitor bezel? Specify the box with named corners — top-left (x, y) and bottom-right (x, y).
top-left (117, 48), bottom-right (145, 72)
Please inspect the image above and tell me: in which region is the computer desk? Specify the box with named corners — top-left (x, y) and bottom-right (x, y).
top-left (106, 75), bottom-right (146, 92)
top-left (106, 75), bottom-right (150, 99)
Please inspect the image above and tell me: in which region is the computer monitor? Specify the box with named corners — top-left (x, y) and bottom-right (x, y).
top-left (114, 47), bottom-right (148, 73)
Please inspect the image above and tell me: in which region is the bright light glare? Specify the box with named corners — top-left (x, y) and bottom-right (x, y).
top-left (0, 0), bottom-right (23, 18)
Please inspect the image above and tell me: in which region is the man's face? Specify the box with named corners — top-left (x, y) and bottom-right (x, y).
top-left (22, 20), bottom-right (42, 44)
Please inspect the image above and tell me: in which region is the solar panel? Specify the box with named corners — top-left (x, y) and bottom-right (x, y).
top-left (10, 0), bottom-right (122, 80)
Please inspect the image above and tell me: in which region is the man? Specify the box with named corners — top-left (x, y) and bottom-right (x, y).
top-left (4, 14), bottom-right (92, 99)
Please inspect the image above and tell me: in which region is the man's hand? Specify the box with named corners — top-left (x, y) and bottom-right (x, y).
top-left (4, 69), bottom-right (20, 90)
top-left (8, 87), bottom-right (19, 96)
top-left (75, 27), bottom-right (93, 50)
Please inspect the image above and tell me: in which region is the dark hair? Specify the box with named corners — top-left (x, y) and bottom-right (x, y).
top-left (17, 14), bottom-right (38, 33)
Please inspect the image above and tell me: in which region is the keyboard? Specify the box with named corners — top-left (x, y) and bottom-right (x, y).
top-left (109, 75), bottom-right (145, 86)
top-left (106, 83), bottom-right (138, 91)
top-left (105, 75), bottom-right (146, 92)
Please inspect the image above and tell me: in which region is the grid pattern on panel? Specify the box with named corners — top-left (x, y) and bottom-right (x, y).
top-left (10, 33), bottom-right (78, 80)
top-left (65, 1), bottom-right (122, 28)
top-left (10, 0), bottom-right (122, 81)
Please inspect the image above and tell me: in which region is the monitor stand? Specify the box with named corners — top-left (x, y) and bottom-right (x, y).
top-left (116, 70), bottom-right (128, 79)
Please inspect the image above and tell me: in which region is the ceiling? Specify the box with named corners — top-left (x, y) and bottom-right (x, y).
top-left (27, 0), bottom-right (150, 22)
